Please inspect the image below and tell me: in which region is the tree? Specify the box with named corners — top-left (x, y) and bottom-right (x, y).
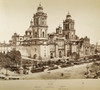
top-left (4, 57), bottom-right (12, 76)
top-left (0, 53), bottom-right (12, 75)
top-left (6, 50), bottom-right (21, 67)
top-left (0, 53), bottom-right (6, 68)
top-left (71, 52), bottom-right (79, 61)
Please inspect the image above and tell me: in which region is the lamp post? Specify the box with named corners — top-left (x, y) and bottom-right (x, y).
top-left (19, 58), bottom-right (23, 75)
top-left (86, 64), bottom-right (90, 78)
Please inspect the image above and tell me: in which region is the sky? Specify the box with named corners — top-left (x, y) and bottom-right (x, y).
top-left (0, 0), bottom-right (100, 44)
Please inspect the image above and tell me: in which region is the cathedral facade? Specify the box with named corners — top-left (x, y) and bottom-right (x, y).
top-left (9, 4), bottom-right (94, 60)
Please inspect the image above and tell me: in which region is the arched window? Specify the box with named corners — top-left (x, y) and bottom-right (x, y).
top-left (50, 53), bottom-right (53, 58)
top-left (35, 32), bottom-right (37, 37)
top-left (3, 51), bottom-right (5, 54)
top-left (66, 35), bottom-right (68, 39)
top-left (43, 32), bottom-right (44, 37)
top-left (66, 24), bottom-right (69, 30)
top-left (30, 32), bottom-right (31, 35)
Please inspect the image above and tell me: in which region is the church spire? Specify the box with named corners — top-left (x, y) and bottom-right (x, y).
top-left (30, 19), bottom-right (33, 27)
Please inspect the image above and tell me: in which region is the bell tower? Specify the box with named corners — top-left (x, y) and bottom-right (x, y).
top-left (63, 12), bottom-right (75, 40)
top-left (33, 4), bottom-right (48, 39)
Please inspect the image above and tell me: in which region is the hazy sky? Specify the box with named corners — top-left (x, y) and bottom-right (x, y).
top-left (0, 0), bottom-right (100, 44)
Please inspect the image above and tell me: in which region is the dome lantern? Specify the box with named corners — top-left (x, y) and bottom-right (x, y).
top-left (37, 3), bottom-right (43, 12)
top-left (66, 12), bottom-right (71, 19)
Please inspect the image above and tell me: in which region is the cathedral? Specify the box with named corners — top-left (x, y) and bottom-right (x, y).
top-left (8, 4), bottom-right (95, 60)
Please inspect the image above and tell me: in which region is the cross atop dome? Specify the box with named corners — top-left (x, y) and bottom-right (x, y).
top-left (68, 12), bottom-right (70, 15)
top-left (39, 2), bottom-right (41, 6)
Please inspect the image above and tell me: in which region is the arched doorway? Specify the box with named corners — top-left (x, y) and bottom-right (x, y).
top-left (59, 51), bottom-right (62, 58)
top-left (33, 54), bottom-right (37, 59)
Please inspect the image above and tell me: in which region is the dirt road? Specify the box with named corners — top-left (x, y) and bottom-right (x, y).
top-left (21, 63), bottom-right (93, 79)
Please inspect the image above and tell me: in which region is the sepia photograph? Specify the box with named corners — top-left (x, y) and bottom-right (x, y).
top-left (0, 0), bottom-right (100, 90)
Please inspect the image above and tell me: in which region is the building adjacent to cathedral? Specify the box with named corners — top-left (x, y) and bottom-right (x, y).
top-left (1, 4), bottom-right (95, 60)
